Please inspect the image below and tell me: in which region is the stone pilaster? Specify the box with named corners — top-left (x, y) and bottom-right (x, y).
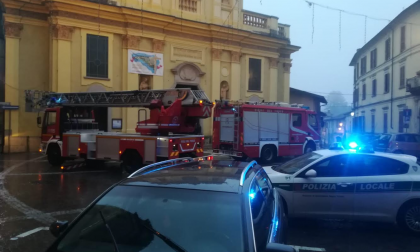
top-left (230, 51), bottom-right (241, 101)
top-left (51, 25), bottom-right (74, 93)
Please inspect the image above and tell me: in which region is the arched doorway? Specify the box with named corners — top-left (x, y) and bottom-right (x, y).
top-left (171, 62), bottom-right (205, 90)
top-left (171, 62), bottom-right (206, 134)
top-left (87, 83), bottom-right (109, 131)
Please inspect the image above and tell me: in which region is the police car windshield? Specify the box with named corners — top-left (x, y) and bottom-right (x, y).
top-left (54, 185), bottom-right (244, 252)
top-left (273, 152), bottom-right (322, 174)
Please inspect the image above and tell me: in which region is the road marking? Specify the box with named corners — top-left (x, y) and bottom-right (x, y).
top-left (10, 227), bottom-right (49, 240)
top-left (291, 245), bottom-right (326, 252)
top-left (0, 155), bottom-right (56, 224)
top-left (0, 208), bottom-right (84, 224)
top-left (7, 170), bottom-right (107, 176)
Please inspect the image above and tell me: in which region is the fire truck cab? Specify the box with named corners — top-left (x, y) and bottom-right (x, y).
top-left (212, 101), bottom-right (321, 163)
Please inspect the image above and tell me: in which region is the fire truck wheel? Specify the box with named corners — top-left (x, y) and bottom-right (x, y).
top-left (47, 144), bottom-right (64, 166)
top-left (122, 151), bottom-right (143, 174)
top-left (260, 145), bottom-right (277, 164)
top-left (304, 142), bottom-right (316, 154)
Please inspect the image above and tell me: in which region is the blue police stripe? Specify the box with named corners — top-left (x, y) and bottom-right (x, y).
top-left (413, 182), bottom-right (420, 191)
top-left (275, 181), bottom-right (415, 192)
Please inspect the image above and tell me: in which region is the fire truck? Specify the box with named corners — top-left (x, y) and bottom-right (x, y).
top-left (25, 89), bottom-right (213, 173)
top-left (212, 100), bottom-right (321, 163)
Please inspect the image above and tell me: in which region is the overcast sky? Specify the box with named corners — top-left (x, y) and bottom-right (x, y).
top-left (244, 0), bottom-right (418, 103)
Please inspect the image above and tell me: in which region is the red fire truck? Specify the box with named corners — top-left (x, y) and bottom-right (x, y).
top-left (212, 101), bottom-right (321, 163)
top-left (25, 89), bottom-right (213, 173)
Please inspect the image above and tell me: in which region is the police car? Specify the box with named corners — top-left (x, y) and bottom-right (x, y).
top-left (264, 147), bottom-right (420, 234)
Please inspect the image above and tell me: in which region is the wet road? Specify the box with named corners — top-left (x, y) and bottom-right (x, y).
top-left (0, 152), bottom-right (419, 252)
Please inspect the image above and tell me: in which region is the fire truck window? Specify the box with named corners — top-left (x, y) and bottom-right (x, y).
top-left (47, 112), bottom-right (56, 126)
top-left (308, 114), bottom-right (318, 129)
top-left (292, 113), bottom-right (302, 127)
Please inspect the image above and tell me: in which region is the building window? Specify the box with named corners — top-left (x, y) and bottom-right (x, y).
top-left (361, 56), bottom-right (367, 75)
top-left (385, 38), bottom-right (391, 60)
top-left (400, 26), bottom-right (406, 53)
top-left (86, 34), bottom-right (109, 78)
top-left (372, 79), bottom-right (377, 97)
top-left (248, 58), bottom-right (262, 91)
top-left (399, 111), bottom-right (404, 133)
top-left (362, 84), bottom-right (366, 100)
top-left (384, 73), bottom-right (390, 93)
top-left (353, 88), bottom-right (359, 105)
top-left (400, 66), bottom-right (405, 88)
top-left (179, 0), bottom-right (198, 13)
top-left (370, 48), bottom-right (377, 69)
top-left (356, 62), bottom-right (359, 78)
top-left (383, 113), bottom-right (388, 133)
top-left (371, 114), bottom-right (375, 133)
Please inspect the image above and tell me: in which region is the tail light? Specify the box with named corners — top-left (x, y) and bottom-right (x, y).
top-left (199, 100), bottom-right (203, 106)
top-left (206, 156), bottom-right (214, 161)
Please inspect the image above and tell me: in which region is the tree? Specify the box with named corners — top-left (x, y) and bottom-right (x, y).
top-left (323, 91), bottom-right (352, 116)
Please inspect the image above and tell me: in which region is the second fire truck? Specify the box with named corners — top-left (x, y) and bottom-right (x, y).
top-left (26, 89), bottom-right (213, 173)
top-left (212, 100), bottom-right (321, 163)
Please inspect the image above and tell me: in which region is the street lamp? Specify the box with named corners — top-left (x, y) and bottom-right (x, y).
top-left (338, 127), bottom-right (342, 131)
top-left (351, 112), bottom-right (355, 117)
top-left (339, 122), bottom-right (343, 127)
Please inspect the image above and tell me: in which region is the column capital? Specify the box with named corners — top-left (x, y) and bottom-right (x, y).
top-left (52, 25), bottom-right (74, 41)
top-left (212, 49), bottom-right (222, 61)
top-left (5, 22), bottom-right (23, 38)
top-left (269, 58), bottom-right (279, 69)
top-left (153, 39), bottom-right (165, 53)
top-left (231, 51), bottom-right (242, 63)
top-left (123, 35), bottom-right (140, 49)
top-left (283, 62), bottom-right (292, 73)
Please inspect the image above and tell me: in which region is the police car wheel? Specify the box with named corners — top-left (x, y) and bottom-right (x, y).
top-left (398, 202), bottom-right (420, 234)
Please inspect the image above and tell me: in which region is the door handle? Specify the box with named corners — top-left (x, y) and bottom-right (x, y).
top-left (337, 182), bottom-right (353, 187)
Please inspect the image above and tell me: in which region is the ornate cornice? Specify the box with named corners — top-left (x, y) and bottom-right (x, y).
top-left (5, 22), bottom-right (23, 38)
top-left (51, 25), bottom-right (74, 40)
top-left (123, 35), bottom-right (140, 49)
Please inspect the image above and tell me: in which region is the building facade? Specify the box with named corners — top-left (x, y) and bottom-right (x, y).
top-left (350, 1), bottom-right (420, 136)
top-left (289, 87), bottom-right (327, 115)
top-left (0, 0), bottom-right (299, 152)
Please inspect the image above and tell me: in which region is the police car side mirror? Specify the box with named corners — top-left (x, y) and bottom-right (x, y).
top-left (49, 220), bottom-right (68, 237)
top-left (305, 169), bottom-right (317, 178)
top-left (265, 243), bottom-right (296, 252)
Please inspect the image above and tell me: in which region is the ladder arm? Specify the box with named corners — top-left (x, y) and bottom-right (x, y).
top-left (25, 89), bottom-right (212, 112)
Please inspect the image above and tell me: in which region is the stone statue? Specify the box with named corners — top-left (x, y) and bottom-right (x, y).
top-left (220, 82), bottom-right (229, 100)
top-left (139, 77), bottom-right (150, 90)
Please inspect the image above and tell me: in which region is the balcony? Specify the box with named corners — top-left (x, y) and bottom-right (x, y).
top-left (242, 10), bottom-right (289, 39)
top-left (406, 73), bottom-right (420, 95)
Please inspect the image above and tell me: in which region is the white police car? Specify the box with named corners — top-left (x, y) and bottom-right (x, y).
top-left (264, 148), bottom-right (420, 234)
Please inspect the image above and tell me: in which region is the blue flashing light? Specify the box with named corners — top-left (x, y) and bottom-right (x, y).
top-left (232, 108), bottom-right (236, 112)
top-left (349, 142), bottom-right (358, 149)
top-left (56, 97), bottom-right (62, 103)
top-left (249, 192), bottom-right (256, 200)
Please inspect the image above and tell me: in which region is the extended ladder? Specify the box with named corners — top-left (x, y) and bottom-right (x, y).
top-left (25, 89), bottom-right (211, 112)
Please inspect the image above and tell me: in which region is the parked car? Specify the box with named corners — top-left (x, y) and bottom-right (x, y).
top-left (264, 148), bottom-right (420, 234)
top-left (45, 157), bottom-right (294, 252)
top-left (374, 133), bottom-right (420, 157)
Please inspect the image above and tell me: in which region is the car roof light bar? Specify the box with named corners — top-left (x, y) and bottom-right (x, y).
top-left (239, 160), bottom-right (258, 186)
